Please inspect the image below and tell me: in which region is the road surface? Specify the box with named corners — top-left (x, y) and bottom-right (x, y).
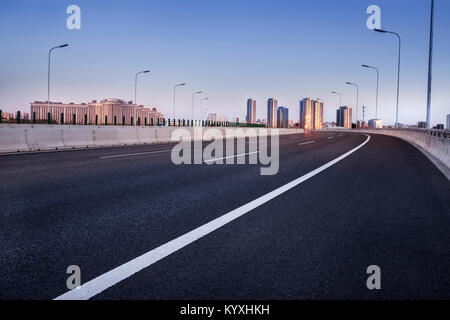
top-left (0, 131), bottom-right (449, 300)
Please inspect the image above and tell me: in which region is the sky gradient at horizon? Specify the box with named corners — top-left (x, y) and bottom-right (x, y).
top-left (0, 0), bottom-right (449, 125)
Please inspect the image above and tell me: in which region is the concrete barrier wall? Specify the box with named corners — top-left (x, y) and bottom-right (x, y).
top-left (322, 128), bottom-right (450, 170)
top-left (0, 124), bottom-right (304, 154)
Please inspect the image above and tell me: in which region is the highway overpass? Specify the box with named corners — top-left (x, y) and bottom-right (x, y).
top-left (0, 129), bottom-right (449, 299)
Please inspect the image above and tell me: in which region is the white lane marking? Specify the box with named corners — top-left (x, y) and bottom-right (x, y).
top-left (299, 141), bottom-right (316, 146)
top-left (327, 136), bottom-right (335, 140)
top-left (99, 150), bottom-right (172, 159)
top-left (55, 134), bottom-right (371, 300)
top-left (203, 151), bottom-right (260, 164)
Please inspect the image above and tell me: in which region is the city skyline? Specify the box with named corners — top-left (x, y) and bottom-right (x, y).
top-left (0, 0), bottom-right (449, 126)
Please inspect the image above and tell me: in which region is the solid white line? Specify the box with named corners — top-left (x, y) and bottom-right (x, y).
top-left (55, 134), bottom-right (371, 300)
top-left (99, 150), bottom-right (172, 159)
top-left (299, 141), bottom-right (316, 146)
top-left (327, 136), bottom-right (335, 140)
top-left (203, 151), bottom-right (260, 164)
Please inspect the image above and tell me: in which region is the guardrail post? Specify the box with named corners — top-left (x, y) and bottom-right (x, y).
top-left (33, 112), bottom-right (36, 124)
top-left (151, 118), bottom-right (154, 126)
top-left (60, 113), bottom-right (64, 124)
top-left (48, 112), bottom-right (51, 125)
top-left (95, 115), bottom-right (98, 125)
top-left (131, 117), bottom-right (134, 126)
top-left (73, 114), bottom-right (76, 125)
top-left (145, 117), bottom-right (147, 126)
top-left (122, 116), bottom-right (125, 126)
top-left (113, 116), bottom-right (117, 125)
top-left (0, 109), bottom-right (2, 123)
top-left (138, 117), bottom-right (141, 126)
top-left (84, 114), bottom-right (87, 125)
top-left (17, 111), bottom-right (21, 124)
top-left (105, 115), bottom-right (108, 125)
top-left (157, 118), bottom-right (160, 126)
top-left (163, 118), bottom-right (166, 126)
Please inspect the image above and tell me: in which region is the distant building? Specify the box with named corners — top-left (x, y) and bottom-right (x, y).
top-left (300, 98), bottom-right (323, 130)
top-left (233, 117), bottom-right (239, 123)
top-left (435, 124), bottom-right (444, 130)
top-left (300, 98), bottom-right (314, 130)
top-left (313, 100), bottom-right (323, 129)
top-left (368, 119), bottom-right (383, 129)
top-left (246, 99), bottom-right (256, 124)
top-left (1, 112), bottom-right (15, 120)
top-left (357, 120), bottom-right (366, 128)
top-left (30, 99), bottom-right (163, 125)
top-left (447, 114), bottom-right (450, 130)
top-left (207, 114), bottom-right (218, 122)
top-left (336, 106), bottom-right (352, 129)
top-left (277, 106), bottom-right (289, 128)
top-left (267, 98), bottom-right (278, 128)
top-left (417, 121), bottom-right (427, 128)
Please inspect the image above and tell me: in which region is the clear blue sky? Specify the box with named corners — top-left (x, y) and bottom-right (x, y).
top-left (0, 0), bottom-right (449, 125)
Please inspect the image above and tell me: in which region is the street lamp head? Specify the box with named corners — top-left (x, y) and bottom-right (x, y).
top-left (374, 28), bottom-right (386, 33)
top-left (59, 44), bottom-right (69, 48)
top-left (331, 91), bottom-right (337, 94)
top-left (361, 64), bottom-right (369, 68)
top-left (196, 91), bottom-right (202, 94)
top-left (345, 82), bottom-right (352, 85)
top-left (143, 70), bottom-right (150, 73)
top-left (180, 83), bottom-right (186, 86)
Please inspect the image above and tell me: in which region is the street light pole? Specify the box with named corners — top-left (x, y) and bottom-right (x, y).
top-left (191, 91), bottom-right (202, 121)
top-left (426, 0), bottom-right (435, 129)
top-left (47, 44), bottom-right (69, 124)
top-left (134, 70), bottom-right (150, 126)
top-left (173, 83), bottom-right (186, 119)
top-left (362, 64), bottom-right (380, 119)
top-left (331, 91), bottom-right (342, 109)
top-left (375, 28), bottom-right (401, 128)
top-left (345, 82), bottom-right (359, 124)
top-left (201, 97), bottom-right (209, 122)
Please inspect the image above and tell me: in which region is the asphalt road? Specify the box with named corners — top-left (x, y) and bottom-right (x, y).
top-left (0, 131), bottom-right (449, 300)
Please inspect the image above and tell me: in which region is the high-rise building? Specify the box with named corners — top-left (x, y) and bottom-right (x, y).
top-left (313, 100), bottom-right (323, 130)
top-left (267, 98), bottom-right (278, 128)
top-left (446, 114), bottom-right (450, 130)
top-left (336, 106), bottom-right (352, 129)
top-left (300, 98), bottom-right (313, 130)
top-left (233, 117), bottom-right (239, 123)
top-left (300, 98), bottom-right (322, 130)
top-left (277, 106), bottom-right (289, 128)
top-left (246, 99), bottom-right (256, 124)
